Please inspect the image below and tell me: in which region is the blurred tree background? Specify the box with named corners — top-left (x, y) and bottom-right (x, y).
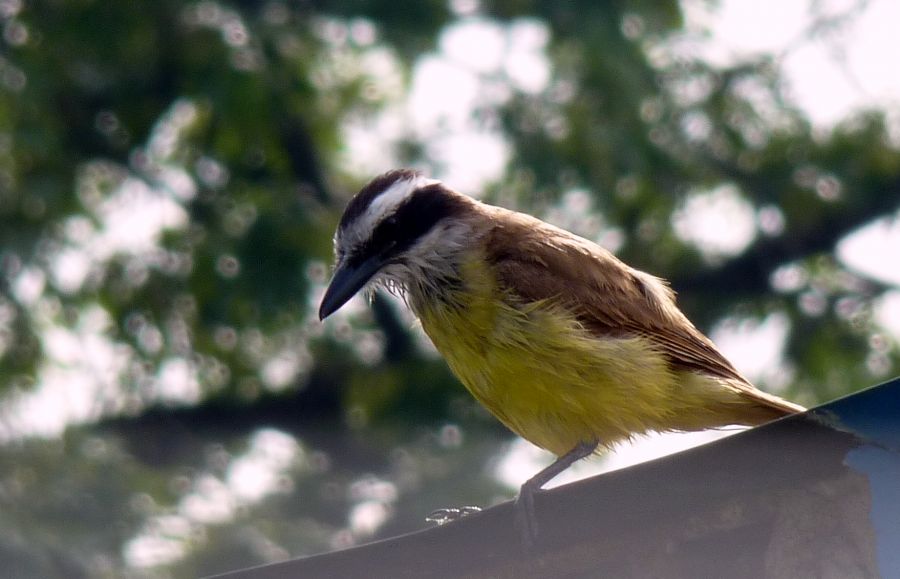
top-left (1, 0), bottom-right (899, 576)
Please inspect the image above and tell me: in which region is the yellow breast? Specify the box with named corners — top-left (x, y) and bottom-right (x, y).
top-left (412, 252), bottom-right (756, 456)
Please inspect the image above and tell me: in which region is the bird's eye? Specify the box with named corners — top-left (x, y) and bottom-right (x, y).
top-left (384, 215), bottom-right (398, 228)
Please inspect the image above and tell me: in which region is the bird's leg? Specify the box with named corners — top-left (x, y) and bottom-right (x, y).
top-left (515, 439), bottom-right (599, 547)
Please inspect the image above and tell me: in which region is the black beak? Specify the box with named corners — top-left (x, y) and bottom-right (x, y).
top-left (318, 254), bottom-right (386, 320)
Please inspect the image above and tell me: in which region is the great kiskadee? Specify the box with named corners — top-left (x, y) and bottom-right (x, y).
top-left (318, 169), bottom-right (805, 540)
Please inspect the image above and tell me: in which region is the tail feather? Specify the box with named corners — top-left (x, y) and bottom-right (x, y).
top-left (734, 381), bottom-right (806, 426)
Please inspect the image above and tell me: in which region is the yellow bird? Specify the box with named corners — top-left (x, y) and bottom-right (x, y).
top-left (319, 169), bottom-right (804, 540)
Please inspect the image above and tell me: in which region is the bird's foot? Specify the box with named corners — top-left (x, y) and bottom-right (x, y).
top-left (426, 505), bottom-right (482, 526)
top-left (514, 482), bottom-right (539, 549)
top-left (512, 439), bottom-right (599, 549)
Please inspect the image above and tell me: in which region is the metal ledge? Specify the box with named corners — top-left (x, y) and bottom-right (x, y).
top-left (209, 377), bottom-right (900, 579)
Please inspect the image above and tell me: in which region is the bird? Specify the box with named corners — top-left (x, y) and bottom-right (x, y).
top-left (318, 168), bottom-right (805, 543)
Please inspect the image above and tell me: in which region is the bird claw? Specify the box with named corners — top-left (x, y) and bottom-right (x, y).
top-left (514, 485), bottom-right (539, 549)
top-left (426, 505), bottom-right (482, 526)
top-left (511, 440), bottom-right (598, 549)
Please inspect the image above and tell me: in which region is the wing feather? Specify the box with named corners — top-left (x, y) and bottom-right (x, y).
top-left (482, 207), bottom-right (802, 414)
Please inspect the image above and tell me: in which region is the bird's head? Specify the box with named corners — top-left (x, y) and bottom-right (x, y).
top-left (318, 169), bottom-right (476, 320)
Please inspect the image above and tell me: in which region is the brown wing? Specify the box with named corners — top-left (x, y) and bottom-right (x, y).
top-left (482, 206), bottom-right (803, 414)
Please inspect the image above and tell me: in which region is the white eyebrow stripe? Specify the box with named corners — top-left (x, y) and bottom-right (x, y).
top-left (366, 175), bottom-right (440, 226)
top-left (342, 174), bottom-right (440, 251)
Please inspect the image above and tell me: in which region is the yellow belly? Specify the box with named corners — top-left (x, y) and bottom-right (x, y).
top-left (413, 257), bottom-right (750, 456)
